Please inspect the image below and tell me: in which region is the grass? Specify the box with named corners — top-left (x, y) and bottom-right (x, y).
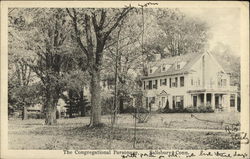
top-left (8, 112), bottom-right (240, 150)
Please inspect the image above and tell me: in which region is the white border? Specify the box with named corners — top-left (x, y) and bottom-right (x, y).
top-left (1, 1), bottom-right (249, 159)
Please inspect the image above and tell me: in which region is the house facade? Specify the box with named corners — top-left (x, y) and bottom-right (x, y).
top-left (141, 52), bottom-right (239, 112)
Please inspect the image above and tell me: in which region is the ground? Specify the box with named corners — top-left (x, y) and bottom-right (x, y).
top-left (8, 112), bottom-right (240, 150)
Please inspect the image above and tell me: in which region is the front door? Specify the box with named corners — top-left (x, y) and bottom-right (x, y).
top-left (193, 96), bottom-right (197, 107)
top-left (215, 95), bottom-right (219, 108)
top-left (162, 97), bottom-right (165, 108)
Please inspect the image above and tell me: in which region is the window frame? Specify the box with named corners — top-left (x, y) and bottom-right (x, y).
top-left (180, 76), bottom-right (185, 87)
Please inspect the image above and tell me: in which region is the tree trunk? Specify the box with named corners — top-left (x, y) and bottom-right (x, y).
top-left (56, 110), bottom-right (61, 119)
top-left (119, 97), bottom-right (124, 113)
top-left (22, 106), bottom-right (27, 120)
top-left (80, 90), bottom-right (86, 117)
top-left (45, 95), bottom-right (57, 125)
top-left (68, 90), bottom-right (74, 118)
top-left (89, 69), bottom-right (102, 127)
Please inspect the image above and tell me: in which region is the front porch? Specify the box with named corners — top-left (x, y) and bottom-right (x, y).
top-left (190, 92), bottom-right (238, 112)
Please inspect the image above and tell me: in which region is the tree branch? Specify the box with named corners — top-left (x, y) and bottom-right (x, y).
top-left (66, 8), bottom-right (89, 59)
top-left (104, 7), bottom-right (133, 42)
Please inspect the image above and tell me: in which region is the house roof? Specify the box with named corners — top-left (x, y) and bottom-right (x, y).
top-left (142, 52), bottom-right (204, 79)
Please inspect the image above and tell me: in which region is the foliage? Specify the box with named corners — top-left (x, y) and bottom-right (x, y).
top-left (8, 8), bottom-right (212, 125)
top-left (210, 42), bottom-right (240, 89)
top-left (123, 106), bottom-right (149, 114)
top-left (62, 90), bottom-right (90, 118)
top-left (8, 82), bottom-right (43, 110)
top-left (162, 105), bottom-right (214, 113)
top-left (142, 8), bottom-right (210, 59)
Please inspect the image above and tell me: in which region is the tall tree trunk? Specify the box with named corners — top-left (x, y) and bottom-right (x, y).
top-left (45, 93), bottom-right (57, 125)
top-left (80, 90), bottom-right (86, 117)
top-left (68, 90), bottom-right (74, 118)
top-left (89, 69), bottom-right (102, 127)
top-left (22, 106), bottom-right (27, 120)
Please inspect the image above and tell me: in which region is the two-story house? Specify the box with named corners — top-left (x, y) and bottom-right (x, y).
top-left (141, 52), bottom-right (239, 112)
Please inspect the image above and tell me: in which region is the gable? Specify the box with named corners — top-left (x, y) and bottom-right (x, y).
top-left (189, 52), bottom-right (227, 84)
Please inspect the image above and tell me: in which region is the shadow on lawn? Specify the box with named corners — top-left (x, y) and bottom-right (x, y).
top-left (12, 123), bottom-right (240, 150)
top-left (69, 125), bottom-right (154, 145)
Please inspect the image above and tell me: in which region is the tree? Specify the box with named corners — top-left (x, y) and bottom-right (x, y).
top-left (8, 9), bottom-right (38, 119)
top-left (144, 9), bottom-right (210, 58)
top-left (66, 7), bottom-right (133, 127)
top-left (210, 42), bottom-right (240, 88)
top-left (23, 8), bottom-right (72, 125)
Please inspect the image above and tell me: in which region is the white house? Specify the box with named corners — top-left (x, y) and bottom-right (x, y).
top-left (141, 52), bottom-right (239, 112)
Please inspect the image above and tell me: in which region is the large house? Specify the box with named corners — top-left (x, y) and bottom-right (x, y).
top-left (141, 52), bottom-right (239, 112)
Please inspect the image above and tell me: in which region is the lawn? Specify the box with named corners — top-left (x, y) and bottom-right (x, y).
top-left (8, 112), bottom-right (240, 150)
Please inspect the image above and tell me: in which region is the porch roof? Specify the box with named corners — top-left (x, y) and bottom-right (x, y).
top-left (187, 89), bottom-right (238, 94)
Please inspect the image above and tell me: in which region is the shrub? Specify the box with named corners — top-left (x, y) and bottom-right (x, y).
top-left (184, 106), bottom-right (198, 113)
top-left (123, 106), bottom-right (149, 114)
top-left (197, 105), bottom-right (214, 113)
top-left (27, 112), bottom-right (45, 119)
top-left (101, 97), bottom-right (113, 115)
top-left (161, 105), bottom-right (214, 113)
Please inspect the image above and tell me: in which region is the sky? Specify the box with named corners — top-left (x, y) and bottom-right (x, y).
top-left (180, 8), bottom-right (241, 56)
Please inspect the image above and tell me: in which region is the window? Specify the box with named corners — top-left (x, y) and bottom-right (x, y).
top-left (230, 94), bottom-right (235, 107)
top-left (191, 78), bottom-right (193, 86)
top-left (169, 78), bottom-right (172, 88)
top-left (153, 80), bottom-right (158, 89)
top-left (162, 66), bottom-right (166, 71)
top-left (218, 79), bottom-right (221, 86)
top-left (149, 69), bottom-right (152, 74)
top-left (152, 97), bottom-right (155, 104)
top-left (170, 77), bottom-right (177, 87)
top-left (222, 79), bottom-right (227, 87)
top-left (175, 77), bottom-right (178, 87)
top-left (180, 76), bottom-right (184, 87)
top-left (149, 80), bottom-right (152, 89)
top-left (161, 78), bottom-right (167, 86)
top-left (198, 78), bottom-right (200, 86)
top-left (143, 81), bottom-right (146, 90)
top-left (173, 96), bottom-right (184, 109)
top-left (177, 64), bottom-right (181, 70)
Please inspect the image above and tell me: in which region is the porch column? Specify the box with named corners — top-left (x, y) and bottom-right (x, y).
top-left (204, 93), bottom-right (207, 106)
top-left (169, 96), bottom-right (173, 109)
top-left (235, 93), bottom-right (238, 112)
top-left (211, 93), bottom-right (215, 109)
top-left (224, 94), bottom-right (230, 112)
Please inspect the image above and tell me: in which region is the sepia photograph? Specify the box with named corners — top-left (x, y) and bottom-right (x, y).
top-left (1, 1), bottom-right (249, 159)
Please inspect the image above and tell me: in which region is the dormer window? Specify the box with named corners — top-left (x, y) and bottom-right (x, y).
top-left (177, 64), bottom-right (181, 70)
top-left (162, 64), bottom-right (171, 72)
top-left (162, 66), bottom-right (166, 71)
top-left (149, 69), bottom-right (153, 74)
top-left (176, 61), bottom-right (186, 70)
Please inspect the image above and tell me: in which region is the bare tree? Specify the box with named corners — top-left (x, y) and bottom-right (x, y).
top-left (66, 7), bottom-right (133, 127)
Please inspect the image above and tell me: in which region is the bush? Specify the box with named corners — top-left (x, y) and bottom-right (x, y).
top-left (101, 97), bottom-right (113, 115)
top-left (28, 112), bottom-right (45, 119)
top-left (197, 105), bottom-right (214, 113)
top-left (123, 106), bottom-right (149, 114)
top-left (161, 105), bottom-right (214, 113)
top-left (184, 106), bottom-right (198, 113)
